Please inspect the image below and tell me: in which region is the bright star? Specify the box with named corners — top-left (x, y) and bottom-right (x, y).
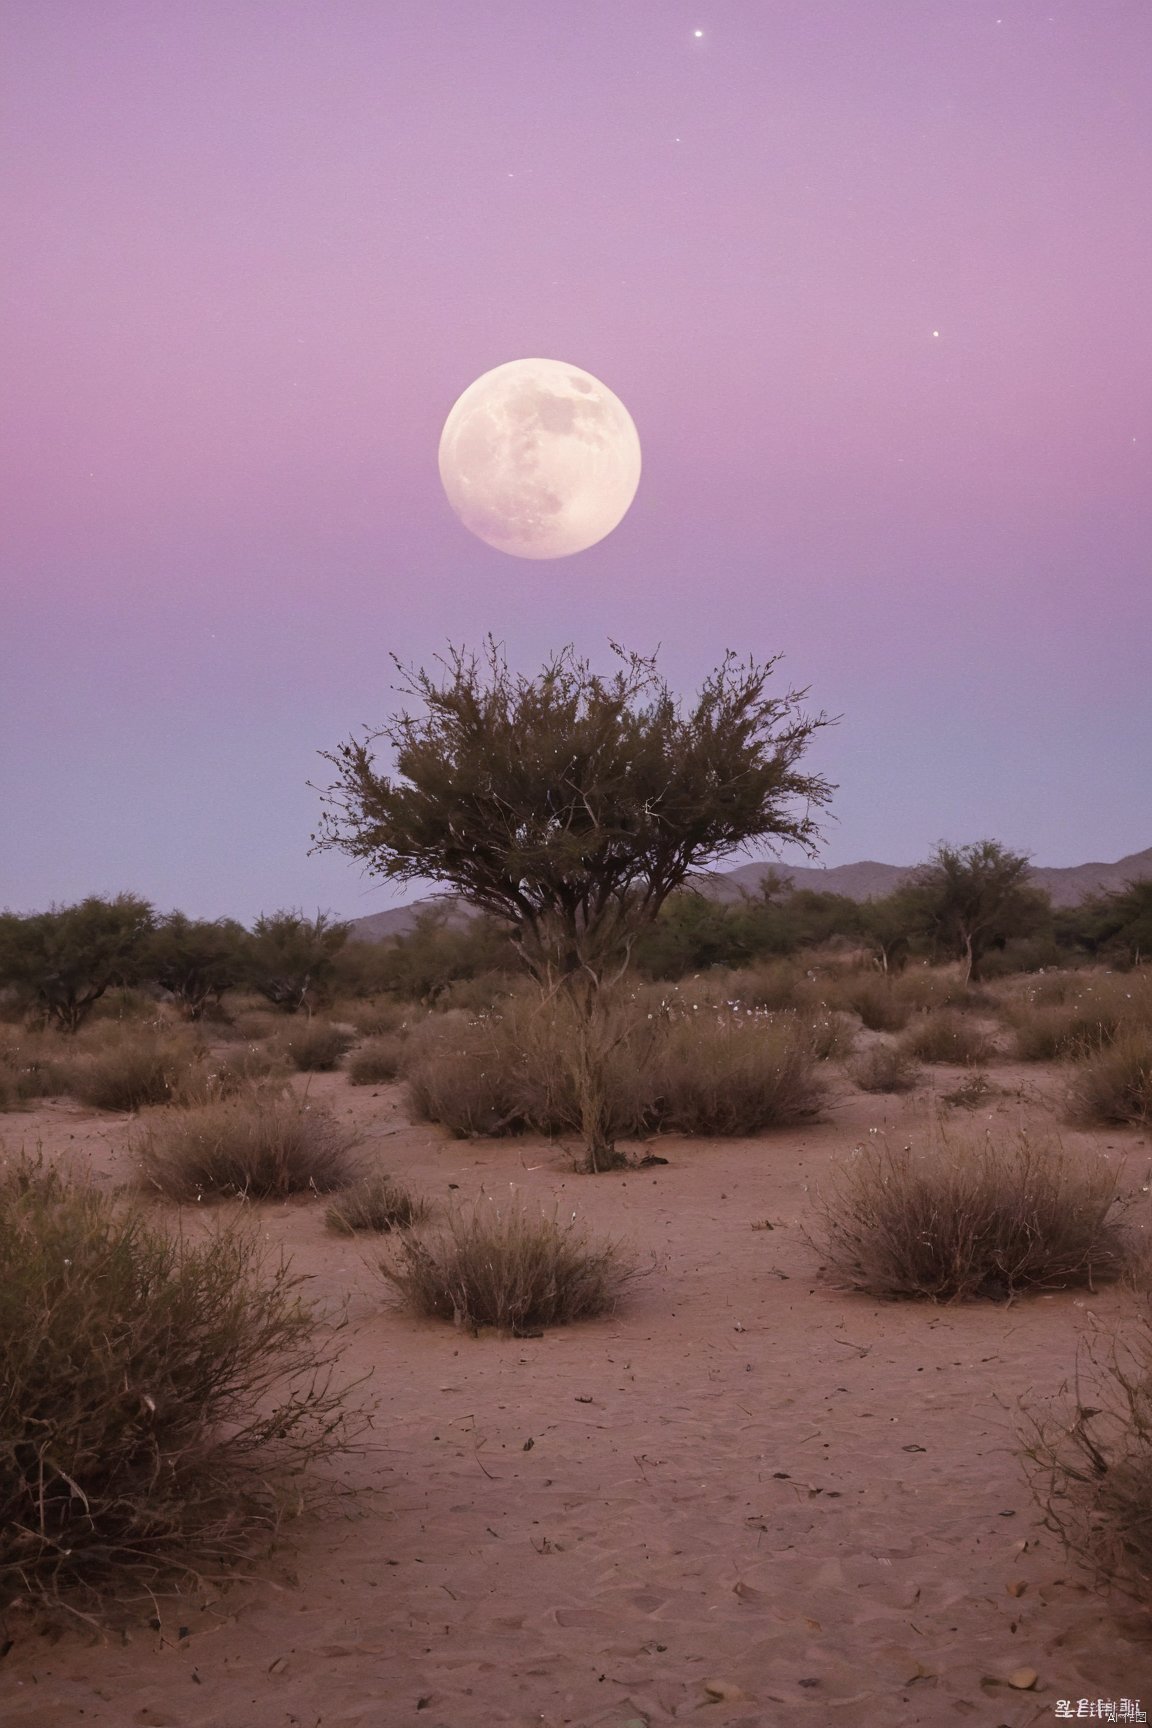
top-left (694, 29), bottom-right (704, 38)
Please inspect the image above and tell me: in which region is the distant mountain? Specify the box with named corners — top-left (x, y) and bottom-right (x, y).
top-left (345, 845), bottom-right (1152, 940)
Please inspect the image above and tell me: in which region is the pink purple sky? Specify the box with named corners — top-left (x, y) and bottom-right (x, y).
top-left (2, 1), bottom-right (1149, 925)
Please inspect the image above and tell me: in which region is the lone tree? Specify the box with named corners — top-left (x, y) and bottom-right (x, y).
top-left (146, 912), bottom-right (249, 1019)
top-left (903, 840), bottom-right (1048, 984)
top-left (312, 642), bottom-right (834, 1169)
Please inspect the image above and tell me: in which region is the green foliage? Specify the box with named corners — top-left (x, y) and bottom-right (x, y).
top-left (0, 1151), bottom-right (358, 1610)
top-left (1073, 878), bottom-right (1152, 967)
top-left (341, 906), bottom-right (518, 1004)
top-left (815, 1127), bottom-right (1132, 1302)
top-left (378, 1196), bottom-right (638, 1333)
top-left (245, 909), bottom-right (350, 1014)
top-left (145, 912), bottom-right (248, 1019)
top-left (0, 895), bottom-right (155, 1032)
top-left (900, 841), bottom-right (1050, 983)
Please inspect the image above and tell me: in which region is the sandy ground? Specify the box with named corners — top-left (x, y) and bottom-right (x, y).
top-left (2, 1054), bottom-right (1152, 1728)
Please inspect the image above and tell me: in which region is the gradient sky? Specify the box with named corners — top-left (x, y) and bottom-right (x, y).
top-left (2, 1), bottom-right (1149, 926)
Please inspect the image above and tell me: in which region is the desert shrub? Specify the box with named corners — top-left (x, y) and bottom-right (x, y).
top-left (806, 1009), bottom-right (856, 1060)
top-left (0, 1151), bottom-right (358, 1610)
top-left (1010, 1002), bottom-right (1120, 1062)
top-left (404, 1014), bottom-right (528, 1137)
top-left (1066, 1033), bottom-right (1152, 1127)
top-left (332, 997), bottom-right (409, 1037)
top-left (828, 974), bottom-right (912, 1032)
top-left (814, 1127), bottom-right (1132, 1302)
top-left (0, 1031), bottom-right (70, 1109)
top-left (1024, 1306), bottom-right (1152, 1603)
top-left (378, 1196), bottom-right (638, 1332)
top-left (224, 1006), bottom-right (284, 1042)
top-left (850, 1042), bottom-right (922, 1093)
top-left (272, 1019), bottom-right (354, 1072)
top-left (325, 1172), bottom-right (429, 1235)
top-left (137, 1093), bottom-right (360, 1200)
top-left (66, 1029), bottom-right (208, 1112)
top-left (347, 1034), bottom-right (407, 1086)
top-left (406, 996), bottom-right (825, 1143)
top-left (891, 966), bottom-right (969, 1014)
top-left (940, 1071), bottom-right (998, 1110)
top-left (899, 1009), bottom-right (998, 1065)
top-left (718, 961), bottom-right (807, 1013)
top-left (198, 1043), bottom-right (291, 1099)
top-left (645, 1010), bottom-right (825, 1135)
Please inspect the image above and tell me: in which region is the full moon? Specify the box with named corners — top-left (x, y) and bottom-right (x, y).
top-left (437, 358), bottom-right (641, 559)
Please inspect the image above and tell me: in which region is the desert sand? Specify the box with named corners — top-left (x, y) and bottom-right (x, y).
top-left (3, 1058), bottom-right (1151, 1727)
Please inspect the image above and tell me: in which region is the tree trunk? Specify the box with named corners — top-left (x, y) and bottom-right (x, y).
top-left (568, 981), bottom-right (625, 1173)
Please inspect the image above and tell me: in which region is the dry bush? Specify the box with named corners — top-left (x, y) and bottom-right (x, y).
top-left (814, 1126), bottom-right (1133, 1302)
top-left (850, 1042), bottom-right (922, 1094)
top-left (334, 998), bottom-right (409, 1037)
top-left (711, 962), bottom-right (808, 1013)
top-left (1066, 1033), bottom-right (1152, 1127)
top-left (87, 987), bottom-right (170, 1026)
top-left (378, 1196), bottom-right (638, 1333)
top-left (1023, 1306), bottom-right (1152, 1603)
top-left (65, 1029), bottom-right (209, 1112)
top-left (137, 1092), bottom-right (360, 1200)
top-left (325, 1172), bottom-right (429, 1235)
top-left (806, 1009), bottom-right (856, 1060)
top-left (405, 995), bottom-right (825, 1143)
top-left (0, 1150), bottom-right (359, 1612)
top-left (0, 1031), bottom-right (70, 1110)
top-left (196, 1042), bottom-right (290, 1099)
top-left (940, 1071), bottom-right (999, 1110)
top-left (1007, 1002), bottom-right (1121, 1062)
top-left (825, 973), bottom-right (912, 1032)
top-left (645, 1010), bottom-right (825, 1136)
top-left (347, 1033), bottom-right (407, 1086)
top-left (272, 1019), bottom-right (354, 1073)
top-left (899, 1009), bottom-right (998, 1065)
top-left (225, 1007), bottom-right (284, 1042)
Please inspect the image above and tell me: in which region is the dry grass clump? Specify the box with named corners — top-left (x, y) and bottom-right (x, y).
top-left (65, 1029), bottom-right (208, 1112)
top-left (1024, 1306), bottom-right (1152, 1604)
top-left (645, 1010), bottom-right (826, 1135)
top-left (0, 1031), bottom-right (70, 1110)
top-left (325, 1172), bottom-right (429, 1235)
top-left (828, 974), bottom-right (912, 1032)
top-left (814, 1126), bottom-right (1132, 1302)
top-left (1008, 1002), bottom-right (1121, 1062)
top-left (899, 1009), bottom-right (998, 1066)
top-left (378, 1196), bottom-right (638, 1333)
top-left (224, 1006), bottom-right (284, 1042)
top-left (1065, 1032), bottom-right (1152, 1127)
top-left (272, 1019), bottom-right (354, 1072)
top-left (347, 1033), bottom-right (407, 1086)
top-left (197, 1042), bottom-right (290, 1098)
top-left (137, 1092), bottom-right (360, 1200)
top-left (0, 1150), bottom-right (358, 1612)
top-left (712, 962), bottom-right (808, 1013)
top-left (336, 998), bottom-right (409, 1037)
top-left (850, 1042), bottom-right (922, 1094)
top-left (405, 996), bottom-right (826, 1143)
